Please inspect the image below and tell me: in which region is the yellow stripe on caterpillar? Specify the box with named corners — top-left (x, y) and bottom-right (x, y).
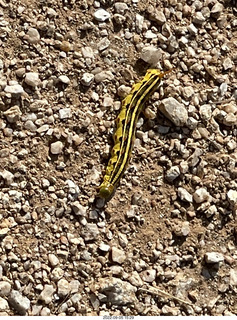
top-left (99, 69), bottom-right (172, 199)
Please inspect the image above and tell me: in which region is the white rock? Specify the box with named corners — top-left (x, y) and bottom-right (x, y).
top-left (199, 104), bottom-right (212, 120)
top-left (205, 252), bottom-right (224, 264)
top-left (24, 120), bottom-right (37, 131)
top-left (99, 243), bottom-right (110, 252)
top-left (4, 84), bottom-right (24, 95)
top-left (135, 14), bottom-right (144, 33)
top-left (223, 57), bottom-right (233, 71)
top-left (153, 10), bottom-right (166, 25)
top-left (39, 285), bottom-right (55, 304)
top-left (227, 190), bottom-right (237, 205)
top-left (0, 297), bottom-right (9, 311)
top-left (178, 187), bottom-right (193, 203)
top-left (81, 46), bottom-right (94, 59)
top-left (193, 11), bottom-right (206, 24)
top-left (98, 38), bottom-right (110, 51)
top-left (211, 2), bottom-right (224, 15)
top-left (159, 97), bottom-right (188, 126)
top-left (140, 269), bottom-right (156, 282)
top-left (0, 169), bottom-right (14, 185)
top-left (193, 188), bottom-right (211, 203)
top-left (57, 279), bottom-right (70, 297)
top-left (94, 71), bottom-right (114, 83)
top-left (25, 72), bottom-right (40, 87)
top-left (26, 27), bottom-right (40, 44)
top-left (50, 141), bottom-right (63, 154)
top-left (81, 223), bottom-right (99, 241)
top-left (59, 108), bottom-right (71, 119)
top-left (48, 253), bottom-right (59, 267)
top-left (114, 2), bottom-right (128, 14)
top-left (8, 290), bottom-right (30, 315)
top-left (188, 23), bottom-right (198, 35)
top-left (230, 269), bottom-right (237, 286)
top-left (99, 277), bottom-right (137, 305)
top-left (71, 201), bottom-right (87, 216)
top-left (94, 8), bottom-right (111, 22)
top-left (4, 106), bottom-right (22, 123)
top-left (0, 281), bottom-right (11, 296)
top-left (58, 75), bottom-right (70, 84)
top-left (81, 73), bottom-right (94, 86)
top-left (111, 247), bottom-right (126, 264)
top-left (140, 46), bottom-right (162, 65)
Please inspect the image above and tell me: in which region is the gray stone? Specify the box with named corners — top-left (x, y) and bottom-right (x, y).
top-left (24, 120), bottom-right (37, 132)
top-left (94, 9), bottom-right (111, 22)
top-left (166, 166), bottom-right (180, 182)
top-left (94, 71), bottom-right (114, 83)
top-left (81, 223), bottom-right (99, 241)
top-left (8, 290), bottom-right (30, 315)
top-left (178, 187), bottom-right (193, 203)
top-left (199, 104), bottom-right (212, 120)
top-left (223, 57), bottom-right (233, 71)
top-left (98, 277), bottom-right (137, 305)
top-left (0, 281), bottom-right (11, 296)
top-left (0, 297), bottom-right (9, 311)
top-left (111, 247), bottom-right (126, 264)
top-left (25, 72), bottom-right (40, 87)
top-left (140, 46), bottom-right (162, 65)
top-left (159, 97), bottom-right (188, 126)
top-left (50, 141), bottom-right (63, 154)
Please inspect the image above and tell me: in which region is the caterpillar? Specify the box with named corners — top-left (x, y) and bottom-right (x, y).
top-left (99, 69), bottom-right (171, 199)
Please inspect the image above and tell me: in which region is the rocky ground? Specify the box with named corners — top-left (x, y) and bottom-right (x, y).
top-left (0, 0), bottom-right (237, 316)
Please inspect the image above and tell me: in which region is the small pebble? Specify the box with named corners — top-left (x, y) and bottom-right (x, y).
top-left (178, 187), bottom-right (193, 203)
top-left (140, 46), bottom-right (162, 65)
top-left (26, 27), bottom-right (40, 44)
top-left (94, 9), bottom-right (111, 22)
top-left (25, 72), bottom-right (40, 87)
top-left (205, 252), bottom-right (224, 264)
top-left (111, 247), bottom-right (126, 264)
top-left (50, 141), bottom-right (63, 154)
top-left (159, 97), bottom-right (188, 126)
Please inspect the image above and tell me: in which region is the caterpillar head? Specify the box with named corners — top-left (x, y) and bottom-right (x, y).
top-left (99, 183), bottom-right (114, 199)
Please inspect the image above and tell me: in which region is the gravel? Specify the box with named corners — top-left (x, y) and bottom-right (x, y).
top-left (0, 0), bottom-right (236, 316)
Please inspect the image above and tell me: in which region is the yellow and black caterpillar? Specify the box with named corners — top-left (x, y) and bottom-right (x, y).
top-left (99, 69), bottom-right (171, 199)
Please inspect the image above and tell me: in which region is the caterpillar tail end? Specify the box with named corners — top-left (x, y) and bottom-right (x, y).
top-left (99, 183), bottom-right (114, 199)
